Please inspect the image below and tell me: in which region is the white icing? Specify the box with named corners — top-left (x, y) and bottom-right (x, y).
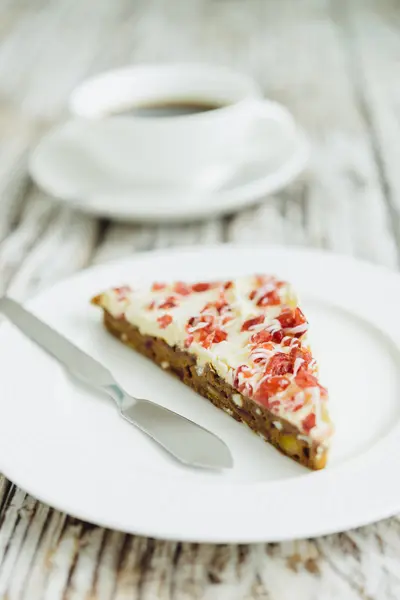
top-left (293, 357), bottom-right (305, 376)
top-left (96, 275), bottom-right (331, 445)
top-left (272, 420), bottom-right (283, 430)
top-left (285, 323), bottom-right (309, 336)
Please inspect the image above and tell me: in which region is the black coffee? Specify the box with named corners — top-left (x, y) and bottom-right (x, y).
top-left (111, 100), bottom-right (225, 118)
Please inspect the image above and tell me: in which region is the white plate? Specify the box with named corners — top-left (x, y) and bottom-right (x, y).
top-left (1, 245), bottom-right (400, 543)
top-left (29, 120), bottom-right (309, 223)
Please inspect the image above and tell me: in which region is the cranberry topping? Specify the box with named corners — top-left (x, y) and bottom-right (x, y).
top-left (249, 289), bottom-right (281, 306)
top-left (174, 282), bottom-right (191, 296)
top-left (250, 327), bottom-right (284, 345)
top-left (152, 282), bottom-right (166, 291)
top-left (255, 376), bottom-right (290, 406)
top-left (199, 327), bottom-right (227, 349)
top-left (277, 307), bottom-right (307, 334)
top-left (241, 315), bottom-right (265, 332)
top-left (158, 296), bottom-right (178, 310)
top-left (302, 413), bottom-right (316, 433)
top-left (186, 314), bottom-right (214, 331)
top-left (233, 365), bottom-right (254, 397)
top-left (289, 346), bottom-right (312, 369)
top-left (251, 341), bottom-right (274, 359)
top-left (265, 352), bottom-right (293, 376)
top-left (192, 282), bottom-right (211, 292)
top-left (212, 329), bottom-right (228, 344)
top-left (248, 275), bottom-right (285, 306)
top-left (184, 335), bottom-right (194, 348)
top-left (233, 365), bottom-right (252, 387)
top-left (282, 336), bottom-right (301, 347)
top-left (250, 329), bottom-right (272, 344)
top-left (295, 370), bottom-right (319, 389)
top-left (201, 299), bottom-right (229, 316)
top-left (259, 290), bottom-right (281, 306)
top-left (271, 329), bottom-right (285, 343)
top-left (157, 314), bottom-right (173, 329)
top-left (185, 314), bottom-right (227, 349)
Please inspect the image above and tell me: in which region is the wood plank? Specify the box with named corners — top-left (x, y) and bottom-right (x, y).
top-left (8, 205), bottom-right (99, 300)
top-left (94, 220), bottom-right (223, 264)
top-left (225, 0), bottom-right (398, 269)
top-left (6, 502), bottom-right (50, 600)
top-left (0, 192), bottom-right (56, 296)
top-left (91, 530), bottom-right (126, 600)
top-left (338, 0), bottom-right (400, 256)
top-left (22, 510), bottom-right (67, 599)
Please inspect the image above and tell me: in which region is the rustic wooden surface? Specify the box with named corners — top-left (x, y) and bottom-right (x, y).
top-left (0, 0), bottom-right (400, 598)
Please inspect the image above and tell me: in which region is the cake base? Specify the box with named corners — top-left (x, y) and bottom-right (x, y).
top-left (103, 311), bottom-right (327, 470)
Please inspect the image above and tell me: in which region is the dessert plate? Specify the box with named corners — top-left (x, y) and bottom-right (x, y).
top-left (1, 245), bottom-right (400, 543)
top-left (29, 120), bottom-right (309, 223)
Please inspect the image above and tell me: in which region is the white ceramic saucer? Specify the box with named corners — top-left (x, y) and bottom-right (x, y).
top-left (1, 245), bottom-right (400, 543)
top-left (29, 120), bottom-right (309, 223)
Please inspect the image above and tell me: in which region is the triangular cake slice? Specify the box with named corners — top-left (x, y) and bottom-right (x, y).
top-left (92, 275), bottom-right (333, 469)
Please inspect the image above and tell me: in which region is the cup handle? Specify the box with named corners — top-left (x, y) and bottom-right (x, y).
top-left (194, 99), bottom-right (303, 192)
top-left (244, 98), bottom-right (298, 159)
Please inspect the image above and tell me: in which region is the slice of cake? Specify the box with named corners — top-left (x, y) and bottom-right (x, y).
top-left (91, 275), bottom-right (333, 469)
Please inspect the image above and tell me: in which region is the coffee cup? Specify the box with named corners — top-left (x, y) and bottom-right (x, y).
top-left (69, 64), bottom-right (298, 187)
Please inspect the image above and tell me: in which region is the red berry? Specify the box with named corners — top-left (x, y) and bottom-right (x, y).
top-left (213, 328), bottom-right (227, 343)
top-left (250, 329), bottom-right (272, 345)
top-left (159, 296), bottom-right (178, 310)
top-left (233, 365), bottom-right (254, 397)
top-left (257, 290), bottom-right (281, 307)
top-left (266, 353), bottom-right (292, 376)
top-left (184, 335), bottom-right (193, 348)
top-left (271, 329), bottom-right (284, 343)
top-left (201, 300), bottom-right (228, 315)
top-left (192, 282), bottom-right (211, 292)
top-left (152, 282), bottom-right (166, 291)
top-left (278, 307), bottom-right (307, 330)
top-left (241, 315), bottom-right (265, 332)
top-left (302, 413), bottom-right (316, 433)
top-left (295, 370), bottom-right (319, 388)
top-left (290, 346), bottom-right (312, 368)
top-left (157, 314), bottom-right (173, 329)
top-left (174, 282), bottom-right (191, 296)
top-left (255, 376), bottom-right (290, 405)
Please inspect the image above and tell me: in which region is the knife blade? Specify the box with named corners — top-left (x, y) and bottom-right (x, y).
top-left (0, 297), bottom-right (233, 470)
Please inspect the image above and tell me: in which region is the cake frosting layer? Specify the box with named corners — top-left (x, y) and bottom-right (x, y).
top-left (93, 275), bottom-right (332, 447)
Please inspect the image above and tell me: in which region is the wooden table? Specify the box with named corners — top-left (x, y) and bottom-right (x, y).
top-left (0, 0), bottom-right (400, 598)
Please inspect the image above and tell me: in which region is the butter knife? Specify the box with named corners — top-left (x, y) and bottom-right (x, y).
top-left (0, 297), bottom-right (233, 470)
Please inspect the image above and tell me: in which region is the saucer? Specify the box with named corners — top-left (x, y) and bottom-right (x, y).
top-left (29, 119), bottom-right (309, 223)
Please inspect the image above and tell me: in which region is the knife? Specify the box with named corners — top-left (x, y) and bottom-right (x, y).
top-left (0, 297), bottom-right (233, 470)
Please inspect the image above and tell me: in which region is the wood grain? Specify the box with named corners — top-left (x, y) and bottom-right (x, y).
top-left (0, 0), bottom-right (399, 598)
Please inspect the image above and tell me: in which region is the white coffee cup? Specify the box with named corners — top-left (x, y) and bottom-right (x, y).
top-left (69, 64), bottom-right (298, 187)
